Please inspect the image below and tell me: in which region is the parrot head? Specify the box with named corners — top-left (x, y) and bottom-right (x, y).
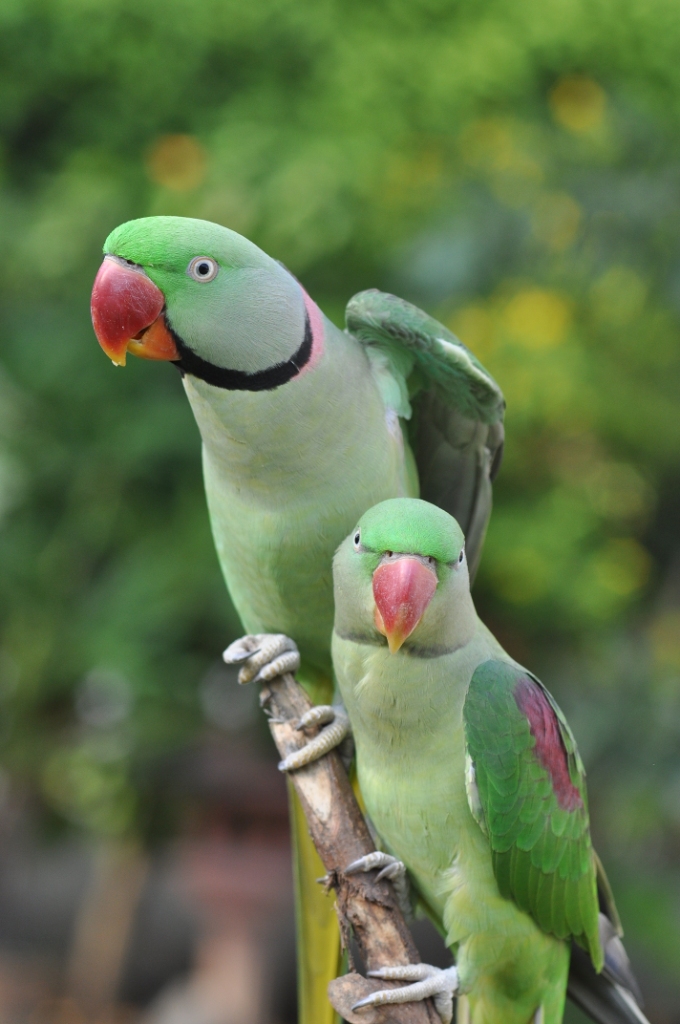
top-left (333, 498), bottom-right (476, 654)
top-left (90, 216), bottom-right (323, 390)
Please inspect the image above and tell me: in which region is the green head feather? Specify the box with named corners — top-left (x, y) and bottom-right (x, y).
top-left (104, 216), bottom-right (273, 272)
top-left (356, 498), bottom-right (465, 564)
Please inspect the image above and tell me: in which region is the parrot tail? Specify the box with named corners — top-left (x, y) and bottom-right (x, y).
top-left (568, 942), bottom-right (650, 1024)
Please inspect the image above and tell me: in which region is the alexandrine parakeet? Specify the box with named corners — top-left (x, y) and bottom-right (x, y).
top-left (90, 218), bottom-right (505, 1024)
top-left (321, 498), bottom-right (644, 1024)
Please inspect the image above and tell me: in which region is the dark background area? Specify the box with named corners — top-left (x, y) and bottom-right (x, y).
top-left (0, 1), bottom-right (678, 1021)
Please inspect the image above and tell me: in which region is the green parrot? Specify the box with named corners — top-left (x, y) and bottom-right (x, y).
top-left (90, 217), bottom-right (505, 1024)
top-left (319, 497), bottom-right (647, 1024)
top-left (226, 499), bottom-right (649, 1023)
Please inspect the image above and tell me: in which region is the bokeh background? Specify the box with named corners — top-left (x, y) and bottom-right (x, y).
top-left (0, 1), bottom-right (679, 1021)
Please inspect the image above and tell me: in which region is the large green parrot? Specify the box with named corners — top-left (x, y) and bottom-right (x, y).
top-left (90, 218), bottom-right (505, 1024)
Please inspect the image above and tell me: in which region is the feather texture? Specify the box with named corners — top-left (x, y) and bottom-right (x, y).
top-left (346, 289), bottom-right (505, 578)
top-left (464, 660), bottom-right (602, 967)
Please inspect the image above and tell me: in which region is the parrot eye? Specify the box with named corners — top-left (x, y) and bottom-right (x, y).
top-left (188, 256), bottom-right (219, 282)
top-left (353, 531), bottom-right (361, 550)
top-left (458, 549), bottom-right (465, 564)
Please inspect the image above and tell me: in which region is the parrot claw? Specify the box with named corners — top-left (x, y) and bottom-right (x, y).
top-left (345, 852), bottom-right (410, 915)
top-left (223, 633), bottom-right (300, 685)
top-left (296, 704), bottom-right (337, 730)
top-left (222, 645), bottom-right (260, 665)
top-left (224, 634), bottom-right (351, 772)
top-left (353, 964), bottom-right (458, 1024)
top-left (278, 705), bottom-right (350, 772)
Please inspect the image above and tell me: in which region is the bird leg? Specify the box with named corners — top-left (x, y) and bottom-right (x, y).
top-left (352, 964), bottom-right (459, 1024)
top-left (223, 633), bottom-right (350, 771)
top-left (345, 851), bottom-right (411, 917)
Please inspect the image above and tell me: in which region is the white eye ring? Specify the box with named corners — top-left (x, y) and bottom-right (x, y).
top-left (458, 549), bottom-right (465, 564)
top-left (187, 256), bottom-right (219, 282)
top-left (353, 531), bottom-right (361, 550)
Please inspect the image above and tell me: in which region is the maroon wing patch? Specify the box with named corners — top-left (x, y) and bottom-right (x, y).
top-left (514, 676), bottom-right (583, 811)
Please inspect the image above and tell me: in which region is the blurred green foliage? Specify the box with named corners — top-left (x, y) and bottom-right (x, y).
top-left (0, 0), bottom-right (679, 1009)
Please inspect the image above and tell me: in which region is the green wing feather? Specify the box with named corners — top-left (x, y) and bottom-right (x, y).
top-left (464, 659), bottom-right (603, 971)
top-left (345, 289), bottom-right (505, 579)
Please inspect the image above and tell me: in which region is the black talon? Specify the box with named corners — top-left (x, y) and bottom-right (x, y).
top-left (225, 646), bottom-right (261, 665)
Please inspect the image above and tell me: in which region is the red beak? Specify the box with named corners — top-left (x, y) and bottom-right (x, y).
top-left (91, 256), bottom-right (179, 366)
top-left (373, 557), bottom-right (438, 653)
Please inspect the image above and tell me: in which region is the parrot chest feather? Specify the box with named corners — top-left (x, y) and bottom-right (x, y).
top-left (333, 627), bottom-right (501, 920)
top-left (186, 322), bottom-right (416, 677)
top-left (333, 629), bottom-right (557, 946)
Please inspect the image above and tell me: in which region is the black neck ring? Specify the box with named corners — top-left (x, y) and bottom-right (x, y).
top-left (171, 311), bottom-right (313, 391)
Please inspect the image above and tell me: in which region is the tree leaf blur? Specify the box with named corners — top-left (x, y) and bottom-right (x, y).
top-left (0, 2), bottom-right (679, 1015)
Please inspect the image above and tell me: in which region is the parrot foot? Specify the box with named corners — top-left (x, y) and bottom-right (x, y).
top-left (278, 704), bottom-right (350, 772)
top-left (353, 964), bottom-right (458, 1024)
top-left (223, 633), bottom-right (351, 772)
top-left (345, 852), bottom-right (411, 916)
top-left (222, 633), bottom-right (300, 684)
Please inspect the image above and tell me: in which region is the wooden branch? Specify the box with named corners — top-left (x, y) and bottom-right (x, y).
top-left (259, 671), bottom-right (439, 1024)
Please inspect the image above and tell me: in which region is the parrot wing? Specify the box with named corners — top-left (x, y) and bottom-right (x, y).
top-left (463, 659), bottom-right (602, 967)
top-left (464, 660), bottom-right (650, 1021)
top-left (345, 289), bottom-right (505, 579)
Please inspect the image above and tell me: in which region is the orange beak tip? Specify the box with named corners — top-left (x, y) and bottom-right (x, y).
top-left (374, 606), bottom-right (407, 653)
top-left (387, 634), bottom-right (405, 655)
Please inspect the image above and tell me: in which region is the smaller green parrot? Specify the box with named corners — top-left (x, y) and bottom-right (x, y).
top-left (232, 499), bottom-right (649, 1024)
